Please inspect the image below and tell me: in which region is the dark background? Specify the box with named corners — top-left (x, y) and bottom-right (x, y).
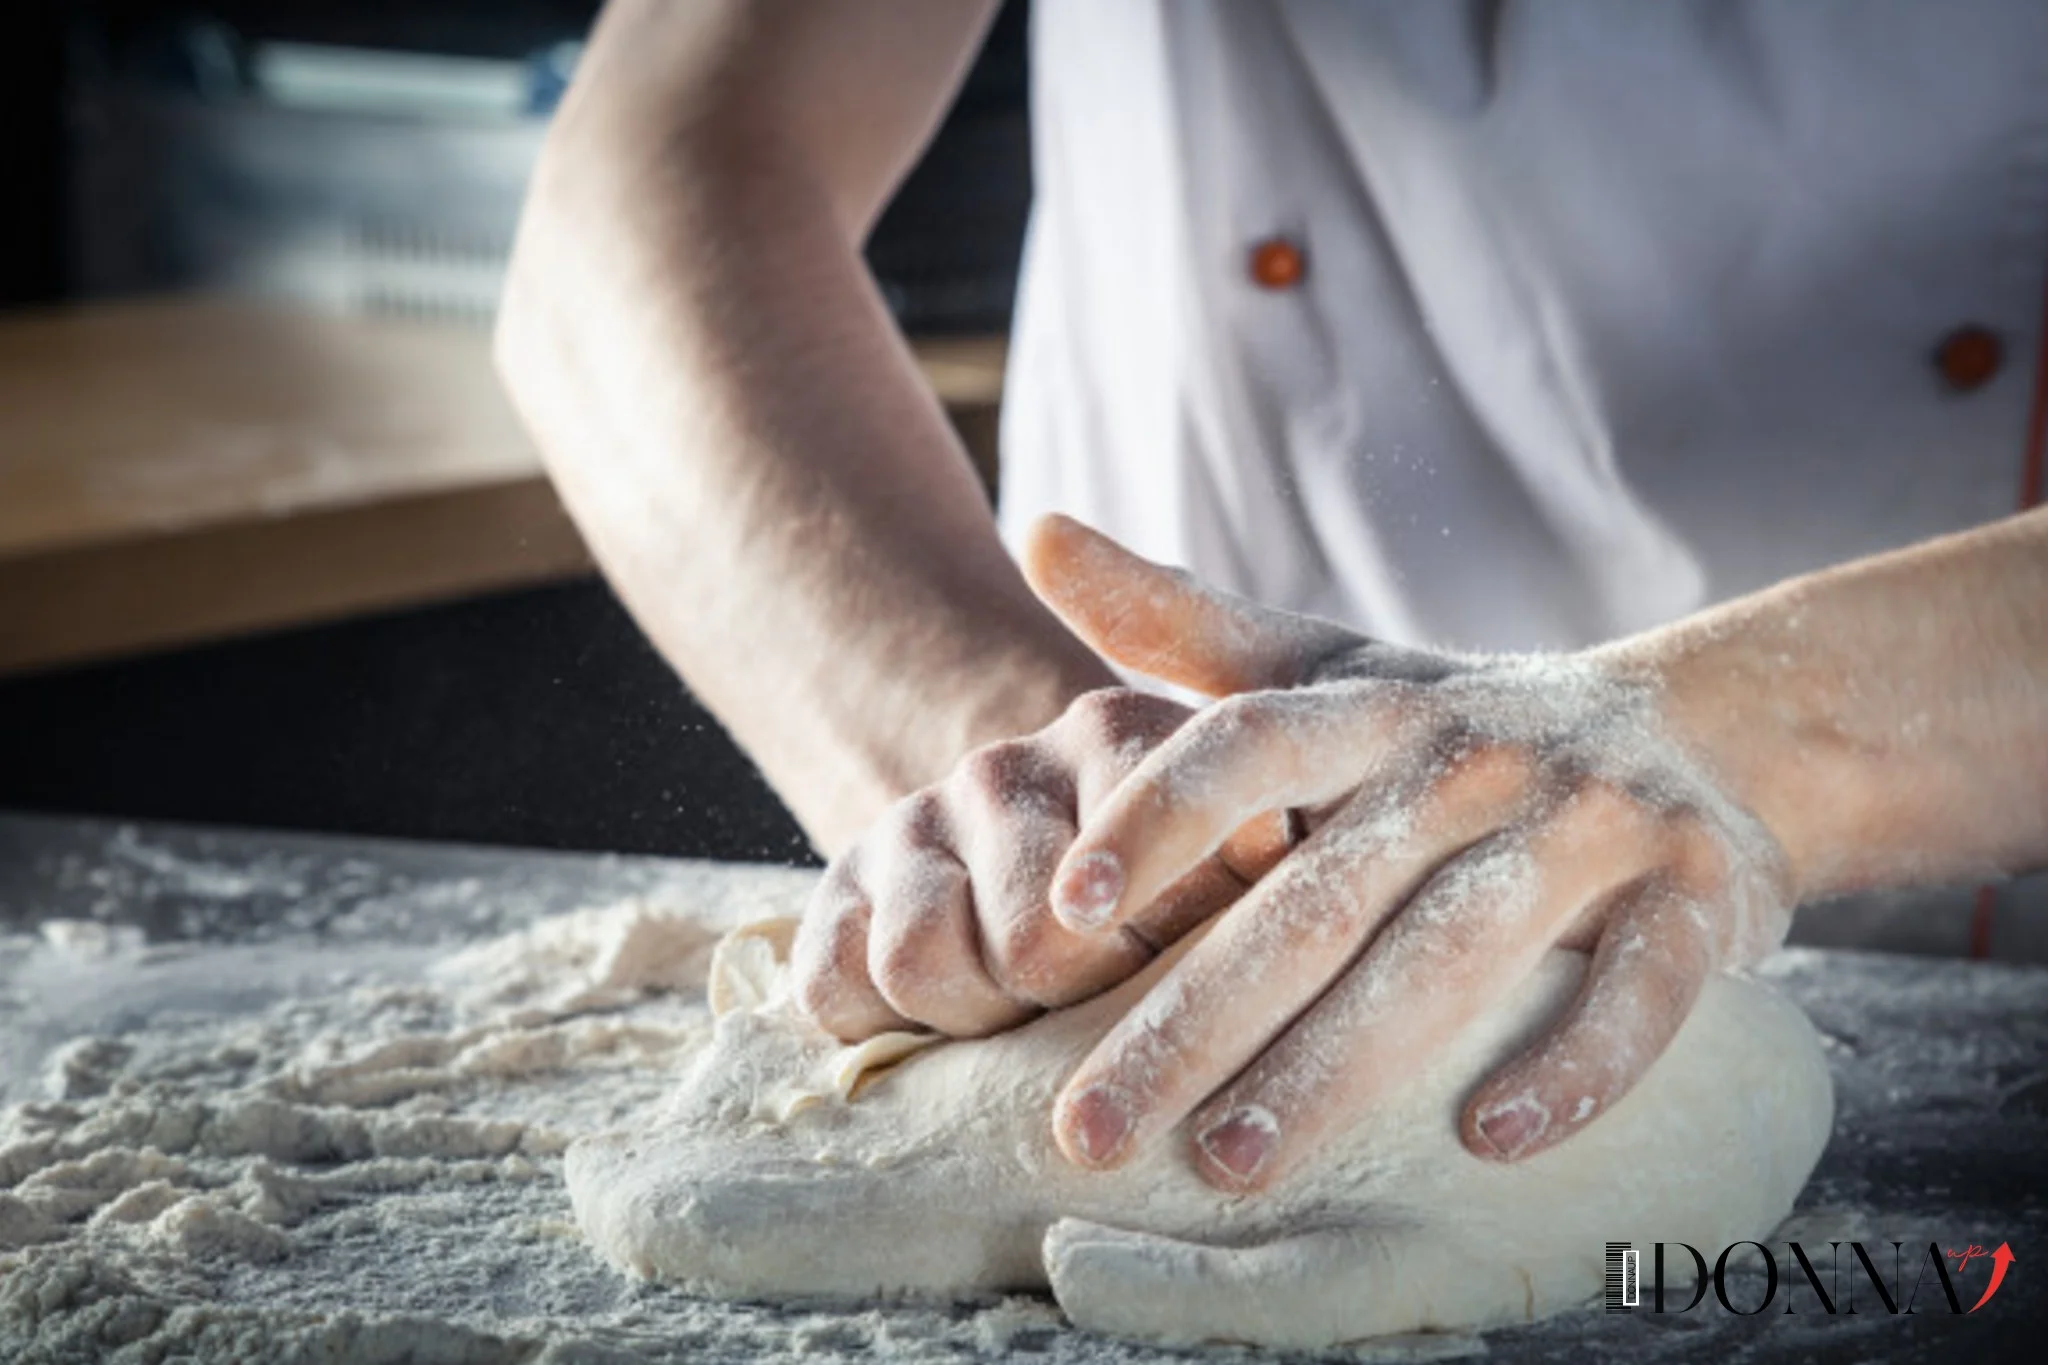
top-left (0, 0), bottom-right (1034, 863)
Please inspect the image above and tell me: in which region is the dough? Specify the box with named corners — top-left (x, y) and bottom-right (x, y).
top-left (567, 918), bottom-right (1833, 1350)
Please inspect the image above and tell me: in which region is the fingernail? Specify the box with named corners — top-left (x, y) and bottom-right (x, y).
top-left (1064, 1084), bottom-right (1134, 1166)
top-left (1196, 1105), bottom-right (1279, 1184)
top-left (1055, 851), bottom-right (1124, 929)
top-left (1476, 1096), bottom-right (1549, 1160)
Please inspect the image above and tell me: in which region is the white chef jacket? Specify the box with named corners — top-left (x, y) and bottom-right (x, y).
top-left (999, 0), bottom-right (2048, 654)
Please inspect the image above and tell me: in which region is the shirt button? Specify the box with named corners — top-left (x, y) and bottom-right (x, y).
top-left (1935, 326), bottom-right (2002, 392)
top-left (1248, 236), bottom-right (1306, 291)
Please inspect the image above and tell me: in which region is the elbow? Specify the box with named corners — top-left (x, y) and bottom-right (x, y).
top-left (492, 105), bottom-right (615, 418)
top-left (492, 218), bottom-right (554, 426)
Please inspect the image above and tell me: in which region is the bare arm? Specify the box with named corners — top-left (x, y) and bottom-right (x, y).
top-left (496, 0), bottom-right (1113, 854)
top-left (1623, 504), bottom-right (2048, 901)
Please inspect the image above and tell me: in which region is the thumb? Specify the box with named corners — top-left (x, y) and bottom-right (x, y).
top-left (1021, 514), bottom-right (1352, 696)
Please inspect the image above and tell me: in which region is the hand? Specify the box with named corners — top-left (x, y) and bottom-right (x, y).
top-left (789, 522), bottom-right (1294, 1041)
top-left (1024, 518), bottom-right (1795, 1189)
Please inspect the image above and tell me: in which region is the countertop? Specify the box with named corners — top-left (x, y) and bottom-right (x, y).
top-left (1, 812), bottom-right (2041, 1363)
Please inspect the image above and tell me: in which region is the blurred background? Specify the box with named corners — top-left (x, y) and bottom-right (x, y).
top-left (0, 0), bottom-right (1034, 862)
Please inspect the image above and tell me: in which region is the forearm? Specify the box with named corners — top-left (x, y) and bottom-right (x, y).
top-left (1606, 508), bottom-right (2048, 901)
top-left (497, 2), bottom-right (1111, 853)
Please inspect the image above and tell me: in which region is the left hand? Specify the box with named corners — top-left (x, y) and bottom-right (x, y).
top-left (1023, 516), bottom-right (1795, 1191)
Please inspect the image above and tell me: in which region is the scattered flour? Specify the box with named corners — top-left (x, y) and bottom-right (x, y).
top-left (12, 866), bottom-right (1378, 1365)
top-left (3, 850), bottom-right (2037, 1364)
top-left (0, 879), bottom-right (802, 1364)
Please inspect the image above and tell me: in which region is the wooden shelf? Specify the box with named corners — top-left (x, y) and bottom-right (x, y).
top-left (0, 297), bottom-right (1004, 675)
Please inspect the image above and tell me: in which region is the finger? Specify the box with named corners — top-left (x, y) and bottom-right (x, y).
top-left (790, 855), bottom-right (915, 1041)
top-left (1185, 784), bottom-right (1664, 1192)
top-left (1459, 880), bottom-right (1714, 1162)
top-left (1116, 807), bottom-right (1294, 957)
top-left (948, 742), bottom-right (1154, 1010)
top-left (1217, 806), bottom-right (1297, 883)
top-left (1052, 687), bottom-right (1193, 817)
top-left (1120, 855), bottom-right (1256, 952)
top-left (863, 798), bottom-right (1032, 1037)
top-left (1020, 514), bottom-right (1351, 696)
top-left (1052, 687), bottom-right (1280, 956)
top-left (1052, 744), bottom-right (1532, 1171)
top-left (1050, 686), bottom-right (1408, 933)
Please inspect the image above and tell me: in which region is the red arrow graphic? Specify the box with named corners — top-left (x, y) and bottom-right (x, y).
top-left (1969, 1242), bottom-right (2015, 1313)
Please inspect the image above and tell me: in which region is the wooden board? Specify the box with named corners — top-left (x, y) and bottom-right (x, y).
top-left (0, 297), bottom-right (1005, 675)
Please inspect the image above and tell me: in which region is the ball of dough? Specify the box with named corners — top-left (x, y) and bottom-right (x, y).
top-left (568, 920), bottom-right (1832, 1349)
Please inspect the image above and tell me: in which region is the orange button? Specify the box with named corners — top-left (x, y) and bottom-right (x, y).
top-left (1248, 236), bottom-right (1306, 291)
top-left (1936, 326), bottom-right (2002, 392)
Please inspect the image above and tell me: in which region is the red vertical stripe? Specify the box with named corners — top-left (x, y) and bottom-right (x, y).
top-left (1969, 884), bottom-right (1998, 960)
top-left (1969, 262), bottom-right (2048, 959)
top-left (2023, 268), bottom-right (2048, 512)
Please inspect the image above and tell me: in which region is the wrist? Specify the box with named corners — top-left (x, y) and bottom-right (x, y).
top-left (804, 631), bottom-right (1115, 857)
top-left (1593, 586), bottom-right (1876, 904)
top-left (1600, 512), bottom-right (2048, 904)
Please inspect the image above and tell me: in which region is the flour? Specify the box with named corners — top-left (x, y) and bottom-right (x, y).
top-left (20, 864), bottom-right (1351, 1365)
top-left (0, 878), bottom-right (789, 1365)
top-left (20, 847), bottom-right (2024, 1362)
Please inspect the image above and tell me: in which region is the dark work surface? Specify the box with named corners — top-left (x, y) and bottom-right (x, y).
top-left (0, 813), bottom-right (2043, 1362)
top-left (0, 809), bottom-right (713, 945)
top-left (0, 578), bottom-right (819, 865)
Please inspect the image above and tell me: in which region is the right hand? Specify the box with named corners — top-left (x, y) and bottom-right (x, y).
top-left (791, 688), bottom-right (1218, 1038)
top-left (790, 520), bottom-right (1295, 1041)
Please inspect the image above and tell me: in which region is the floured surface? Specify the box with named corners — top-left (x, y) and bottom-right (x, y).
top-left (2, 816), bottom-right (2046, 1364)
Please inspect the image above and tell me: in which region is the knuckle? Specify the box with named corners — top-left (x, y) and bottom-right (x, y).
top-left (956, 739), bottom-right (1028, 793)
top-left (868, 931), bottom-right (926, 1006)
top-left (793, 876), bottom-right (868, 984)
top-left (1661, 813), bottom-right (1733, 892)
top-left (803, 854), bottom-right (864, 921)
top-left (1430, 738), bottom-right (1535, 805)
top-left (1060, 687), bottom-right (1182, 753)
top-left (1577, 776), bottom-right (1643, 825)
top-left (790, 909), bottom-right (874, 1033)
top-left (867, 903), bottom-right (954, 1004)
top-left (951, 739), bottom-right (1062, 817)
top-left (1548, 774), bottom-right (1652, 843)
top-left (879, 789), bottom-right (950, 852)
top-left (1203, 692), bottom-right (1282, 747)
top-left (1056, 693), bottom-right (1190, 799)
top-left (1059, 688), bottom-right (1128, 741)
top-left (986, 909), bottom-right (1068, 1001)
top-left (869, 841), bottom-right (966, 928)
